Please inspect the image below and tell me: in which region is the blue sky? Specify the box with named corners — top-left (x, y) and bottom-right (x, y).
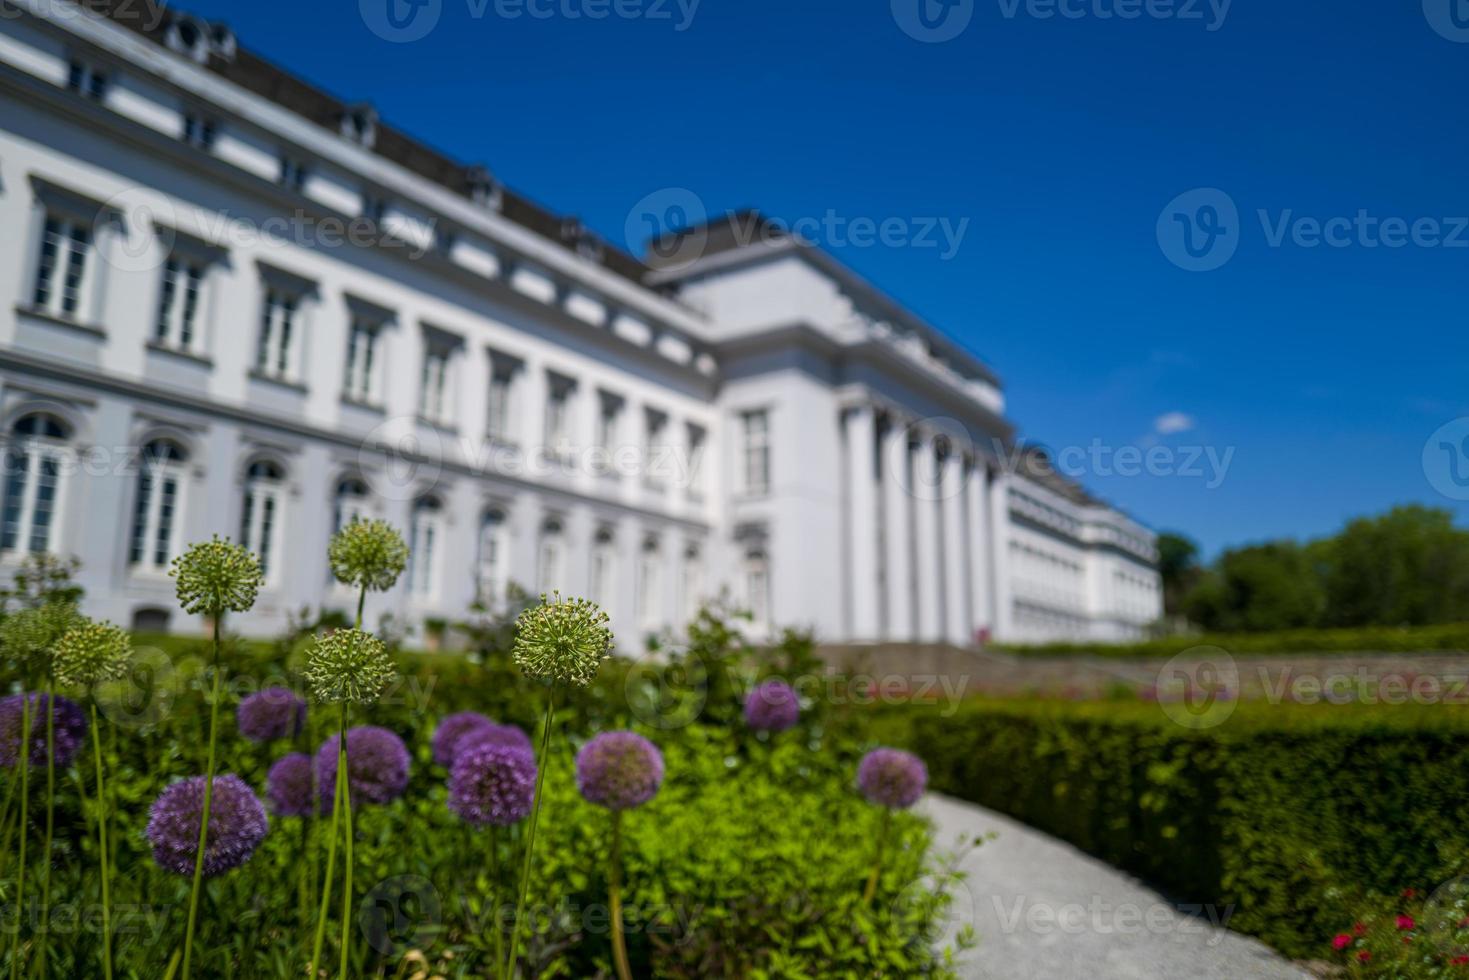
top-left (173, 0), bottom-right (1469, 556)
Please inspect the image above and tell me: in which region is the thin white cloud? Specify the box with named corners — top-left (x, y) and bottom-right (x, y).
top-left (1154, 411), bottom-right (1196, 436)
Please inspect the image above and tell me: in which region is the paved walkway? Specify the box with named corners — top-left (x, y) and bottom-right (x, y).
top-left (922, 794), bottom-right (1311, 980)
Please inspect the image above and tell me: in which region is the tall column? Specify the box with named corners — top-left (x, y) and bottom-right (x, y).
top-left (967, 458), bottom-right (991, 640)
top-left (914, 436), bottom-right (942, 642)
top-left (941, 452), bottom-right (967, 645)
top-left (989, 467), bottom-right (1013, 641)
top-left (881, 420), bottom-right (915, 641)
top-left (846, 406), bottom-right (881, 641)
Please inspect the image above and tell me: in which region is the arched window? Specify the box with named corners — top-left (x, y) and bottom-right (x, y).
top-left (128, 439), bottom-right (187, 570)
top-left (239, 459), bottom-right (284, 579)
top-left (589, 526), bottom-right (616, 609)
top-left (538, 518), bottom-right (564, 595)
top-left (333, 477), bottom-right (370, 533)
top-left (745, 549), bottom-right (771, 630)
top-left (637, 535), bottom-right (662, 630)
top-left (681, 542), bottom-right (704, 623)
top-left (408, 496), bottom-right (443, 598)
top-left (477, 509), bottom-right (507, 605)
top-left (1, 413), bottom-right (71, 554)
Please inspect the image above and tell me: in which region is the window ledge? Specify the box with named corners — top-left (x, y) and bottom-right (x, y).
top-left (341, 395), bottom-right (386, 414)
top-left (416, 415), bottom-right (459, 434)
top-left (248, 369), bottom-right (308, 394)
top-left (15, 305), bottom-right (105, 338)
top-left (146, 340), bottom-right (213, 367)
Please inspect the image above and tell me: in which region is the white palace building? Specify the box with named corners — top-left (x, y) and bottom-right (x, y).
top-left (0, 0), bottom-right (1161, 647)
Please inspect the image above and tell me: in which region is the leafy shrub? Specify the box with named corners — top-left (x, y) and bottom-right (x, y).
top-left (908, 699), bottom-right (1469, 959)
top-left (998, 622), bottom-right (1469, 658)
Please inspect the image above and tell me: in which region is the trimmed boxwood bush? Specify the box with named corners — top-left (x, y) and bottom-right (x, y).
top-left (998, 622), bottom-right (1469, 658)
top-left (910, 700), bottom-right (1469, 958)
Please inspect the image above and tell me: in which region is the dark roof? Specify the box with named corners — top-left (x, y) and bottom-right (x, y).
top-left (1012, 445), bottom-right (1101, 507)
top-left (80, 0), bottom-right (656, 286)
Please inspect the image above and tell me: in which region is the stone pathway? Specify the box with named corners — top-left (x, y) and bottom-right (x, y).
top-left (921, 794), bottom-right (1311, 980)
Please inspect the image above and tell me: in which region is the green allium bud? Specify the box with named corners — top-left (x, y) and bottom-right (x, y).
top-left (328, 519), bottom-right (409, 593)
top-left (170, 536), bottom-right (263, 617)
top-left (512, 593), bottom-right (613, 688)
top-left (0, 602), bottom-right (83, 672)
top-left (303, 628), bottom-right (396, 704)
top-left (52, 620), bottom-right (133, 689)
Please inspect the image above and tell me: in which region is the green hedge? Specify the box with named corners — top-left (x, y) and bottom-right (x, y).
top-left (909, 700), bottom-right (1469, 958)
top-left (996, 622), bottom-right (1469, 658)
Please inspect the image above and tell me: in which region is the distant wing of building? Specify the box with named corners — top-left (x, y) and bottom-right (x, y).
top-left (0, 0), bottom-right (1161, 646)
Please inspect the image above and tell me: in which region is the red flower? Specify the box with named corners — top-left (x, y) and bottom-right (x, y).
top-left (1358, 951), bottom-right (1372, 963)
top-left (1398, 915), bottom-right (1416, 931)
top-left (1452, 955), bottom-right (1469, 966)
top-left (1403, 889), bottom-right (1418, 900)
top-left (1332, 934), bottom-right (1352, 951)
top-left (1353, 922), bottom-right (1368, 937)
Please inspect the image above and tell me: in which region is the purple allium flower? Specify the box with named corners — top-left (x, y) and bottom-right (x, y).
top-left (431, 711), bottom-right (494, 767)
top-left (857, 748), bottom-right (928, 810)
top-left (0, 693), bottom-right (87, 768)
top-left (147, 774), bottom-right (269, 876)
top-left (237, 687), bottom-right (307, 743)
top-left (576, 731), bottom-right (664, 812)
top-left (743, 680), bottom-right (801, 733)
top-left (448, 743), bottom-right (537, 827)
top-left (316, 726), bottom-right (410, 812)
top-left (266, 753), bottom-right (316, 817)
top-left (454, 723), bottom-right (532, 760)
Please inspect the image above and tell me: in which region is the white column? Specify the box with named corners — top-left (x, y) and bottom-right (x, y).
top-left (967, 458), bottom-right (991, 639)
top-left (941, 452), bottom-right (967, 645)
top-left (846, 406), bottom-right (881, 641)
top-left (914, 436), bottom-right (942, 642)
top-left (989, 467), bottom-right (1013, 640)
top-left (881, 420), bottom-right (914, 641)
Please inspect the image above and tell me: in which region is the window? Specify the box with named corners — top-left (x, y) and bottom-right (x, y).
top-left (590, 527), bottom-right (616, 608)
top-left (539, 519), bottom-right (565, 595)
top-left (682, 543), bottom-right (703, 621)
top-left (332, 478), bottom-right (370, 534)
top-left (66, 60), bottom-right (107, 101)
top-left (239, 460), bottom-right (284, 580)
top-left (1, 414), bottom-right (71, 555)
top-left (255, 288), bottom-right (300, 381)
top-left (32, 215), bottom-right (92, 319)
top-left (420, 344), bottom-right (454, 424)
top-left (128, 440), bottom-right (187, 571)
top-left (644, 409), bottom-right (668, 487)
top-left (477, 510), bottom-right (508, 605)
top-left (408, 496), bottom-right (442, 598)
top-left (486, 356), bottom-right (517, 442)
top-left (182, 114), bottom-right (216, 150)
top-left (279, 156), bottom-right (308, 192)
top-left (638, 536), bottom-right (662, 629)
top-left (544, 375), bottom-right (575, 456)
top-left (741, 410), bottom-right (771, 495)
top-left (362, 193), bottom-right (387, 225)
top-left (594, 392), bottom-right (622, 476)
top-left (155, 257), bottom-right (205, 352)
top-left (686, 423), bottom-right (707, 496)
top-left (745, 550), bottom-right (771, 629)
top-left (343, 318), bottom-right (382, 405)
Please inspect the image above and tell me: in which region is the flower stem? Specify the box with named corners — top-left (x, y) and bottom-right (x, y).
top-left (504, 691), bottom-right (557, 980)
top-left (609, 810), bottom-right (632, 980)
top-left (38, 682), bottom-right (56, 979)
top-left (490, 824), bottom-right (503, 980)
top-left (863, 808), bottom-right (893, 905)
top-left (89, 700), bottom-right (113, 980)
top-left (8, 694), bottom-right (31, 980)
top-left (182, 616), bottom-right (224, 980)
top-left (308, 742), bottom-right (345, 978)
top-left (337, 703), bottom-right (353, 979)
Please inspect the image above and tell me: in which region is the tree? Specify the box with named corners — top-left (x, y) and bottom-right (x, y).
top-left (1183, 541), bottom-right (1326, 632)
top-left (1320, 505), bottom-right (1469, 627)
top-left (1155, 532), bottom-right (1202, 616)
